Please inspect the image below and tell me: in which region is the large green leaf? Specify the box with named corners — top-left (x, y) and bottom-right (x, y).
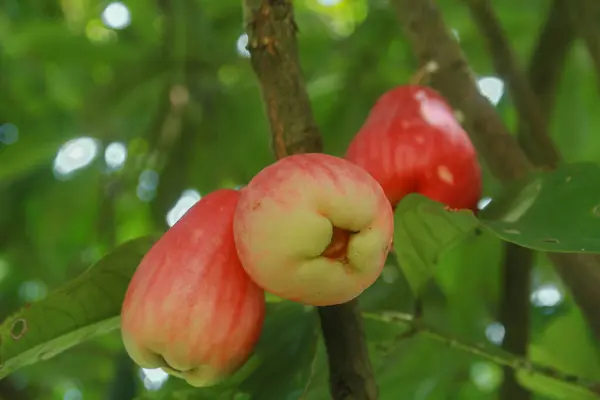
top-left (393, 193), bottom-right (480, 296)
top-left (0, 236), bottom-right (155, 378)
top-left (479, 162), bottom-right (600, 253)
top-left (393, 162), bottom-right (600, 297)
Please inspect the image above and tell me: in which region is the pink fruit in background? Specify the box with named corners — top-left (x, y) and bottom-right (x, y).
top-left (233, 153), bottom-right (394, 306)
top-left (120, 189), bottom-right (265, 388)
top-left (345, 85), bottom-right (482, 211)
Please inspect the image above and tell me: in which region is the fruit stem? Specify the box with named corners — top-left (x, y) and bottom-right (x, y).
top-left (409, 60), bottom-right (440, 85)
top-left (321, 226), bottom-right (353, 262)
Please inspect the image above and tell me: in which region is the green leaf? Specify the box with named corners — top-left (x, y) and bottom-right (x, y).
top-left (479, 162), bottom-right (600, 253)
top-left (0, 134), bottom-right (68, 184)
top-left (236, 302), bottom-right (320, 398)
top-left (0, 236), bottom-right (156, 378)
top-left (392, 163), bottom-right (600, 299)
top-left (392, 193), bottom-right (480, 296)
top-left (517, 307), bottom-right (600, 399)
top-left (358, 251), bottom-right (415, 313)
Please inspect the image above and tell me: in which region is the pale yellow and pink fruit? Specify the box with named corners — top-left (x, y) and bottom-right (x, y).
top-left (233, 153), bottom-right (394, 306)
top-left (120, 189), bottom-right (265, 388)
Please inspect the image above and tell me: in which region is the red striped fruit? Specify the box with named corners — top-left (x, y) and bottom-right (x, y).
top-left (233, 153), bottom-right (394, 306)
top-left (345, 85), bottom-right (482, 211)
top-left (120, 189), bottom-right (265, 387)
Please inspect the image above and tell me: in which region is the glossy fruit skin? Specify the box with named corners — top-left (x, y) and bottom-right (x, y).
top-left (233, 153), bottom-right (394, 306)
top-left (345, 85), bottom-right (482, 211)
top-left (120, 189), bottom-right (265, 388)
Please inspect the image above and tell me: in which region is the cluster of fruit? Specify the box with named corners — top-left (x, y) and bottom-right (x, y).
top-left (119, 85), bottom-right (482, 387)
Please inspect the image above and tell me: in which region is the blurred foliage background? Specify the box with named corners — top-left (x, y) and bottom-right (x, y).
top-left (1, 0), bottom-right (600, 399)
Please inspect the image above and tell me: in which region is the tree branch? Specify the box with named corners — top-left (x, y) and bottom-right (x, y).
top-left (570, 0), bottom-right (600, 90)
top-left (527, 0), bottom-right (574, 116)
top-left (498, 243), bottom-right (532, 400)
top-left (390, 0), bottom-right (600, 346)
top-left (366, 311), bottom-right (600, 397)
top-left (243, 0), bottom-right (322, 159)
top-left (461, 0), bottom-right (561, 167)
top-left (547, 253), bottom-right (600, 338)
top-left (242, 1), bottom-right (377, 399)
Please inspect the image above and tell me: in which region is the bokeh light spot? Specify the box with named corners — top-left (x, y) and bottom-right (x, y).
top-left (166, 189), bottom-right (202, 227)
top-left (137, 169), bottom-right (160, 202)
top-left (381, 265), bottom-right (400, 284)
top-left (104, 141), bottom-right (128, 170)
top-left (531, 283), bottom-right (563, 308)
top-left (140, 368), bottom-right (169, 391)
top-left (477, 76), bottom-right (505, 106)
top-left (19, 280), bottom-right (48, 302)
top-left (101, 2), bottom-right (131, 30)
top-left (477, 197), bottom-right (492, 211)
top-left (0, 123), bottom-right (19, 144)
top-left (63, 387), bottom-right (82, 400)
top-left (485, 322), bottom-right (505, 345)
top-left (470, 362), bottom-right (503, 392)
top-left (318, 0), bottom-right (342, 6)
top-left (236, 33), bottom-right (250, 58)
top-left (53, 137), bottom-right (99, 178)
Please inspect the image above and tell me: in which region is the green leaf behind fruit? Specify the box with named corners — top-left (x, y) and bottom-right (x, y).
top-left (0, 236), bottom-right (156, 378)
top-left (393, 193), bottom-right (479, 297)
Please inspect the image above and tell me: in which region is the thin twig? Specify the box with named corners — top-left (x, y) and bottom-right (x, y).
top-left (242, 1), bottom-right (377, 399)
top-left (570, 0), bottom-right (600, 90)
top-left (461, 0), bottom-right (561, 167)
top-left (365, 311), bottom-right (600, 397)
top-left (527, 0), bottom-right (574, 117)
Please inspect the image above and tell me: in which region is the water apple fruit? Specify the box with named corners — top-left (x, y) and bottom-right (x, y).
top-left (120, 189), bottom-right (266, 387)
top-left (233, 153), bottom-right (394, 306)
top-left (345, 85), bottom-right (482, 211)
